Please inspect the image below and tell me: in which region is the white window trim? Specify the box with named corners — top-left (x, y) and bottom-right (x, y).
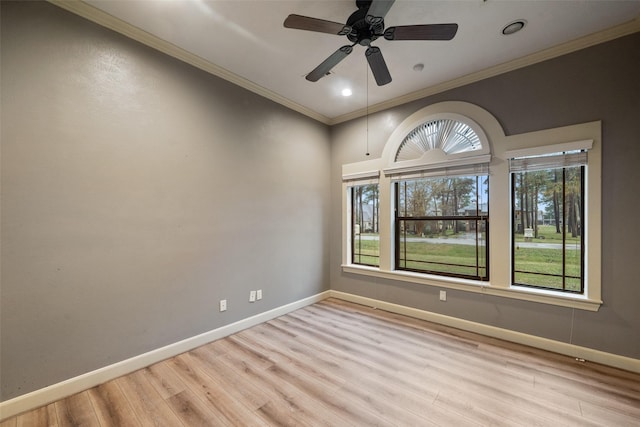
top-left (342, 166), bottom-right (381, 269)
top-left (342, 101), bottom-right (602, 312)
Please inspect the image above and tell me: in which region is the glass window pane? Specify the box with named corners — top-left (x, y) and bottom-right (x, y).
top-left (512, 165), bottom-right (584, 293)
top-left (352, 184), bottom-right (379, 267)
top-left (395, 174), bottom-right (488, 280)
top-left (398, 176), bottom-right (485, 217)
top-left (398, 219), bottom-right (487, 278)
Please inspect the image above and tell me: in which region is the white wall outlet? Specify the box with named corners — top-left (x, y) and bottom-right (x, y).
top-left (219, 299), bottom-right (227, 311)
top-left (439, 290), bottom-right (447, 302)
top-left (249, 290), bottom-right (256, 302)
top-left (256, 289), bottom-right (262, 300)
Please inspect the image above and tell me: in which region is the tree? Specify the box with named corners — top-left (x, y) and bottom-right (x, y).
top-left (363, 184), bottom-right (379, 233)
top-left (565, 167), bottom-right (582, 238)
top-left (353, 185), bottom-right (380, 234)
top-left (552, 170), bottom-right (561, 233)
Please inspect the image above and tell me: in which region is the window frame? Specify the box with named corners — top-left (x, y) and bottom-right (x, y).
top-left (341, 101), bottom-right (602, 312)
top-left (343, 171), bottom-right (381, 272)
top-left (350, 182), bottom-right (380, 267)
top-left (394, 175), bottom-right (490, 281)
top-left (510, 163), bottom-right (585, 293)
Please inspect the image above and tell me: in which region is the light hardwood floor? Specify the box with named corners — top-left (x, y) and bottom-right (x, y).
top-left (2, 298), bottom-right (639, 426)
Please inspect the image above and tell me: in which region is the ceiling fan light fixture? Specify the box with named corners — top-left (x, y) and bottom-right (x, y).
top-left (502, 19), bottom-right (526, 35)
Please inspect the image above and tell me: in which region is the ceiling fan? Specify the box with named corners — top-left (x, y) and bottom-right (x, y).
top-left (283, 0), bottom-right (458, 86)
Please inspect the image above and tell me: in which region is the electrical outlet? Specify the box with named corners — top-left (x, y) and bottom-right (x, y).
top-left (249, 290), bottom-right (256, 302)
top-left (439, 290), bottom-right (447, 301)
top-left (219, 299), bottom-right (227, 311)
top-left (256, 289), bottom-right (262, 300)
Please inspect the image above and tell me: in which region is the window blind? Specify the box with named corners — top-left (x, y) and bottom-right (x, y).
top-left (342, 170), bottom-right (380, 184)
top-left (386, 162), bottom-right (489, 182)
top-left (509, 151), bottom-right (587, 173)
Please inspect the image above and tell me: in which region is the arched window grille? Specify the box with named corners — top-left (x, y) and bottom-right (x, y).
top-left (395, 118), bottom-right (483, 162)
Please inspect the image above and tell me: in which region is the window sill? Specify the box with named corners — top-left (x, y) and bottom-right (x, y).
top-left (341, 264), bottom-right (602, 312)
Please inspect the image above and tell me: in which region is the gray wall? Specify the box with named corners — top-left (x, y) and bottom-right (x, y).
top-left (2, 0), bottom-right (639, 404)
top-left (1, 2), bottom-right (330, 400)
top-left (330, 32), bottom-right (640, 359)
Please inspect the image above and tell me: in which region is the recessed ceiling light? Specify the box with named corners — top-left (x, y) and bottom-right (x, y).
top-left (341, 88), bottom-right (353, 97)
top-left (502, 19), bottom-right (526, 35)
top-left (413, 63), bottom-right (424, 72)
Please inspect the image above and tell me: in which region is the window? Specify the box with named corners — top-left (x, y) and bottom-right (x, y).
top-left (343, 170), bottom-right (380, 269)
top-left (510, 150), bottom-right (586, 293)
top-left (387, 115), bottom-right (490, 279)
top-left (341, 101), bottom-right (601, 311)
top-left (395, 174), bottom-right (488, 280)
top-left (351, 183), bottom-right (380, 267)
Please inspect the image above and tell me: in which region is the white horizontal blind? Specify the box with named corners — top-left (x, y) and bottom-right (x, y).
top-left (342, 170), bottom-right (380, 185)
top-left (387, 162), bottom-right (489, 182)
top-left (509, 151), bottom-right (587, 173)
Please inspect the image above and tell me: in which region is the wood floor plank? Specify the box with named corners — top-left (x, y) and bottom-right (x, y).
top-left (309, 301), bottom-right (609, 423)
top-left (5, 298), bottom-right (640, 426)
top-left (55, 392), bottom-right (100, 427)
top-left (141, 362), bottom-right (186, 400)
top-left (231, 331), bottom-right (346, 392)
top-left (165, 389), bottom-right (228, 426)
top-left (532, 369), bottom-right (640, 418)
top-left (278, 306), bottom-right (556, 421)
top-left (262, 310), bottom-right (604, 427)
top-left (87, 380), bottom-right (140, 427)
top-left (284, 303), bottom-right (601, 425)
top-left (168, 353), bottom-right (270, 426)
top-left (578, 398), bottom-right (640, 426)
top-left (183, 353), bottom-right (271, 426)
top-left (190, 345), bottom-right (271, 412)
top-left (334, 305), bottom-right (593, 424)
top-left (252, 318), bottom-right (447, 418)
top-left (257, 312), bottom-right (458, 426)
top-left (116, 368), bottom-right (185, 427)
top-left (217, 347), bottom-right (358, 426)
top-left (0, 418), bottom-right (17, 427)
top-left (191, 344), bottom-right (319, 426)
top-left (15, 403), bottom-right (58, 427)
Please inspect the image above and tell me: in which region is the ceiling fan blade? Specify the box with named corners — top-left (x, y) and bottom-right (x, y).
top-left (284, 14), bottom-right (351, 36)
top-left (365, 46), bottom-right (392, 86)
top-left (366, 0), bottom-right (396, 25)
top-left (384, 23), bottom-right (458, 41)
top-left (306, 45), bottom-right (354, 82)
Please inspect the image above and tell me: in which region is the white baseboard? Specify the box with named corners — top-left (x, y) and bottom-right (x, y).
top-left (0, 291), bottom-right (330, 421)
top-left (329, 290), bottom-right (640, 374)
top-left (3, 289), bottom-right (638, 421)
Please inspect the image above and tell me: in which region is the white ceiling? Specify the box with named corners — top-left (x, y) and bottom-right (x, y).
top-left (64, 0), bottom-right (640, 124)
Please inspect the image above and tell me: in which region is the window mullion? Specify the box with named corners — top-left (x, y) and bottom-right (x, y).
top-left (562, 168), bottom-right (567, 291)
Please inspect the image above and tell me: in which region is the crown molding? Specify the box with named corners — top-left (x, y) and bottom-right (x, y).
top-left (48, 0), bottom-right (332, 125)
top-left (48, 1), bottom-right (638, 127)
top-left (329, 15), bottom-right (640, 125)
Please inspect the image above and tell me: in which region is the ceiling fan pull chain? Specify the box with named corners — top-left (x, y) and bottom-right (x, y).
top-left (366, 59), bottom-right (370, 157)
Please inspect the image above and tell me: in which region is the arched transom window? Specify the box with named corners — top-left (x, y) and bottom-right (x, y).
top-left (395, 118), bottom-right (483, 162)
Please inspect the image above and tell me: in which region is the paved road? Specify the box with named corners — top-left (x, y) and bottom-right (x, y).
top-left (356, 234), bottom-right (579, 250)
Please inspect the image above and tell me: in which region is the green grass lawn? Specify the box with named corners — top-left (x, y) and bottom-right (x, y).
top-left (352, 232), bottom-right (581, 291)
top-left (514, 224), bottom-right (580, 244)
top-left (398, 241), bottom-right (486, 278)
top-left (514, 246), bottom-right (582, 291)
top-left (352, 236), bottom-right (380, 266)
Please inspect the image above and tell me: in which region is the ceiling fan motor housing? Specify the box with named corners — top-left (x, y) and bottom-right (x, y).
top-left (347, 4), bottom-right (384, 46)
